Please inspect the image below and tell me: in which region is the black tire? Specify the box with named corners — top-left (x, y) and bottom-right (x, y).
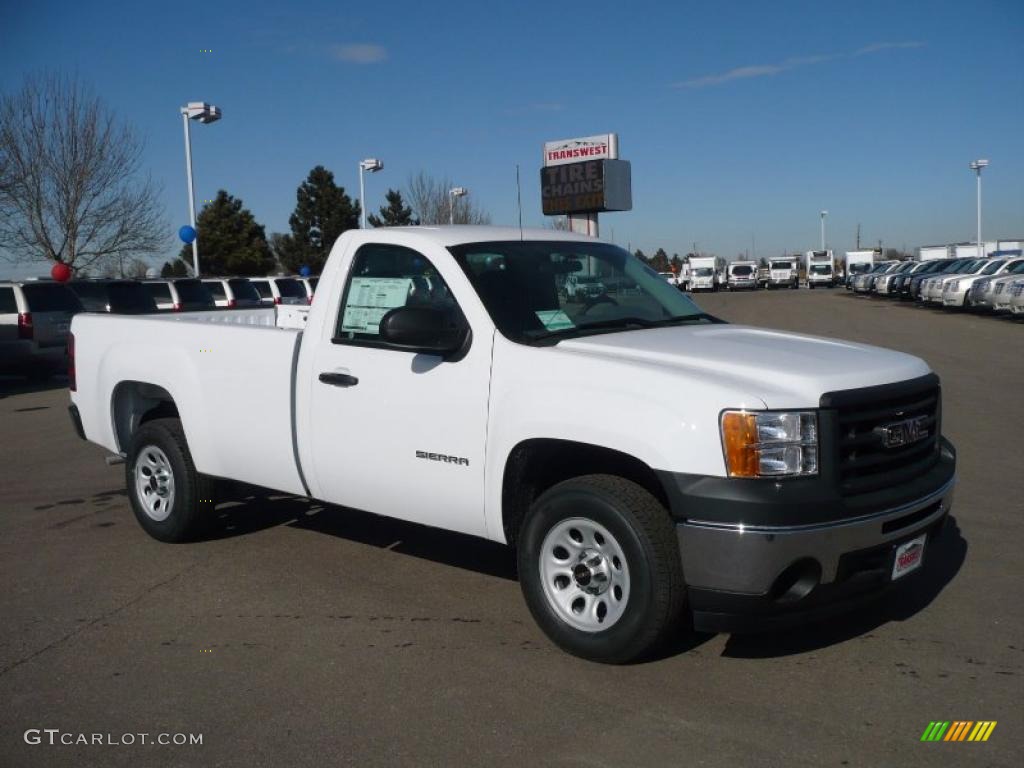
top-left (517, 475), bottom-right (686, 663)
top-left (126, 418), bottom-right (213, 543)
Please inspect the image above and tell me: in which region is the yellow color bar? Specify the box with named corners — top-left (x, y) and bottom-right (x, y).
top-left (980, 722), bottom-right (996, 742)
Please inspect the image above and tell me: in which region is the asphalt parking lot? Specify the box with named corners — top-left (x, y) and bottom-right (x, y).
top-left (0, 289), bottom-right (1020, 768)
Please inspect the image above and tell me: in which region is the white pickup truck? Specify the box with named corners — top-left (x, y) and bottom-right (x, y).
top-left (68, 227), bottom-right (956, 663)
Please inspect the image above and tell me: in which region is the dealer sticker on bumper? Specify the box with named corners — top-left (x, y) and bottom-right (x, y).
top-left (892, 534), bottom-right (926, 580)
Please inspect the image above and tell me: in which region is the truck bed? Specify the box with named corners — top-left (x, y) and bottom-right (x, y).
top-left (71, 311), bottom-right (307, 496)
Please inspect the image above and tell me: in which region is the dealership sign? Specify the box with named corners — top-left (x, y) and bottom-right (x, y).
top-left (543, 134), bottom-right (617, 167)
top-left (540, 159), bottom-right (632, 216)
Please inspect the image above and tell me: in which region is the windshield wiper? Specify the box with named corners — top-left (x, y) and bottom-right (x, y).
top-left (524, 313), bottom-right (717, 344)
top-left (577, 313), bottom-right (716, 331)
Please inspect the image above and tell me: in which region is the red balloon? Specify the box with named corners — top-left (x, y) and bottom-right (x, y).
top-left (51, 262), bottom-right (72, 283)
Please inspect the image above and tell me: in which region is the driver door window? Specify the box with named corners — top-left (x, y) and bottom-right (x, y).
top-left (334, 244), bottom-right (460, 346)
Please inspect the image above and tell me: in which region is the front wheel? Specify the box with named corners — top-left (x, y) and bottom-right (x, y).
top-left (127, 418), bottom-right (213, 543)
top-left (517, 475), bottom-right (686, 663)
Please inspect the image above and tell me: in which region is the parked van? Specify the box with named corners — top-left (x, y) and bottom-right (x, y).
top-left (726, 261), bottom-right (758, 290)
top-left (202, 278), bottom-right (263, 309)
top-left (0, 280), bottom-right (82, 378)
top-left (69, 280), bottom-right (157, 314)
top-left (142, 279), bottom-right (216, 312)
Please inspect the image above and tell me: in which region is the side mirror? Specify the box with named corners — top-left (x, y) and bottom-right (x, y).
top-left (379, 306), bottom-right (468, 358)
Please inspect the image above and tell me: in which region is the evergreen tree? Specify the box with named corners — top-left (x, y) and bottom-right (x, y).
top-left (634, 248), bottom-right (647, 262)
top-left (175, 190), bottom-right (275, 276)
top-left (367, 189), bottom-right (417, 227)
top-left (650, 248), bottom-right (670, 272)
top-left (277, 166), bottom-right (360, 273)
top-left (161, 259), bottom-right (189, 277)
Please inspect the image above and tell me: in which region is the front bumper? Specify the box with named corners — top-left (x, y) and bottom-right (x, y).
top-left (942, 291), bottom-right (966, 306)
top-left (665, 439), bottom-right (956, 632)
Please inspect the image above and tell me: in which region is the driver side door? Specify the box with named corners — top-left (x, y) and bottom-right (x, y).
top-left (305, 242), bottom-right (493, 538)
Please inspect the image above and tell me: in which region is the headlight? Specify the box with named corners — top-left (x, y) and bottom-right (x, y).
top-left (720, 411), bottom-right (818, 478)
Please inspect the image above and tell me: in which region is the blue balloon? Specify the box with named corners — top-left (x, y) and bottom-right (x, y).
top-left (299, 265), bottom-right (312, 277)
top-left (178, 225), bottom-right (197, 244)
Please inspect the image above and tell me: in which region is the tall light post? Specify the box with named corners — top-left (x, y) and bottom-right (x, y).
top-left (358, 158), bottom-right (383, 229)
top-left (969, 159), bottom-right (989, 258)
top-left (180, 102), bottom-right (222, 277)
top-left (449, 187), bottom-right (467, 225)
top-left (819, 210), bottom-right (828, 251)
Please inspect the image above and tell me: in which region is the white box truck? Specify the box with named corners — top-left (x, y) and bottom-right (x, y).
top-left (688, 256), bottom-right (724, 292)
top-left (844, 249), bottom-right (880, 288)
top-left (767, 257), bottom-right (799, 289)
top-left (805, 250), bottom-right (836, 289)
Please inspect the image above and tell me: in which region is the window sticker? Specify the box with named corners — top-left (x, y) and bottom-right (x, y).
top-left (535, 309), bottom-right (575, 331)
top-left (341, 277), bottom-right (413, 335)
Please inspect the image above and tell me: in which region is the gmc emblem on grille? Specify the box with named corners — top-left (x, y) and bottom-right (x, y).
top-left (875, 415), bottom-right (929, 449)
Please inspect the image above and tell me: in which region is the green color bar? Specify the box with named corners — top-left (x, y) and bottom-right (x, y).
top-left (920, 722), bottom-right (938, 741)
top-left (932, 722), bottom-right (950, 741)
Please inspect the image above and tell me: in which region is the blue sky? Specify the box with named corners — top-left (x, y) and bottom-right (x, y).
top-left (1, 0), bottom-right (1022, 276)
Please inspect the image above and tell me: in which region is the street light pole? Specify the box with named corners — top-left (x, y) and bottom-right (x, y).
top-left (359, 158), bottom-right (383, 229)
top-left (181, 112), bottom-right (198, 276)
top-left (449, 187), bottom-right (467, 225)
top-left (820, 210), bottom-right (828, 251)
top-left (179, 102), bottom-right (222, 277)
top-left (970, 159), bottom-right (989, 258)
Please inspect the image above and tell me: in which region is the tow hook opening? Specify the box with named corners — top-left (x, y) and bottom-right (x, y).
top-left (769, 559), bottom-right (822, 604)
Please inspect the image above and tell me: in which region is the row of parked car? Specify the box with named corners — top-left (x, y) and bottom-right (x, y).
top-left (847, 255), bottom-right (1024, 315)
top-left (0, 274), bottom-right (318, 379)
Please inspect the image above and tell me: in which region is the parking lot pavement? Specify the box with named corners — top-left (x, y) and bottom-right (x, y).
top-left (0, 290), bottom-right (1020, 768)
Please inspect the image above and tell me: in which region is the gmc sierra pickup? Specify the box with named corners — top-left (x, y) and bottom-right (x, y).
top-left (68, 227), bottom-right (956, 663)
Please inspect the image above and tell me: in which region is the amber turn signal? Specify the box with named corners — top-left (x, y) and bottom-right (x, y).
top-left (721, 411), bottom-right (759, 478)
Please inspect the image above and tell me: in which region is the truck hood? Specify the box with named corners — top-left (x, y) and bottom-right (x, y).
top-left (557, 324), bottom-right (931, 408)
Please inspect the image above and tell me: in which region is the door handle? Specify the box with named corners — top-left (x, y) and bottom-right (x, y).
top-left (318, 372), bottom-right (359, 387)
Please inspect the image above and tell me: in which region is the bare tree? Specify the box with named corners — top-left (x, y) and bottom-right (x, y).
top-left (543, 216), bottom-right (570, 231)
top-left (405, 171), bottom-right (490, 225)
top-left (0, 74), bottom-right (167, 273)
top-left (97, 256), bottom-right (152, 279)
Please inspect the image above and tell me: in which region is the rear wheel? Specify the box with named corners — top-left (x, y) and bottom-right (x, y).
top-left (127, 418), bottom-right (213, 542)
top-left (518, 475), bottom-right (686, 663)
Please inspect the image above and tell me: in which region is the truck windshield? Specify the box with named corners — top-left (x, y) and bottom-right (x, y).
top-left (809, 265), bottom-right (832, 275)
top-left (730, 266), bottom-right (753, 276)
top-left (770, 261), bottom-right (791, 269)
top-left (450, 241), bottom-right (714, 344)
top-left (849, 263), bottom-right (872, 274)
top-left (693, 268), bottom-right (713, 276)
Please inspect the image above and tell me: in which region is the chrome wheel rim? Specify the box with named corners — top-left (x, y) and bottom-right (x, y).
top-left (134, 445), bottom-right (175, 522)
top-left (539, 517), bottom-right (630, 632)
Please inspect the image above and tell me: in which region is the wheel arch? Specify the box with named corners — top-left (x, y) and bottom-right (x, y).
top-left (111, 380), bottom-right (180, 454)
top-left (501, 438), bottom-right (670, 547)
